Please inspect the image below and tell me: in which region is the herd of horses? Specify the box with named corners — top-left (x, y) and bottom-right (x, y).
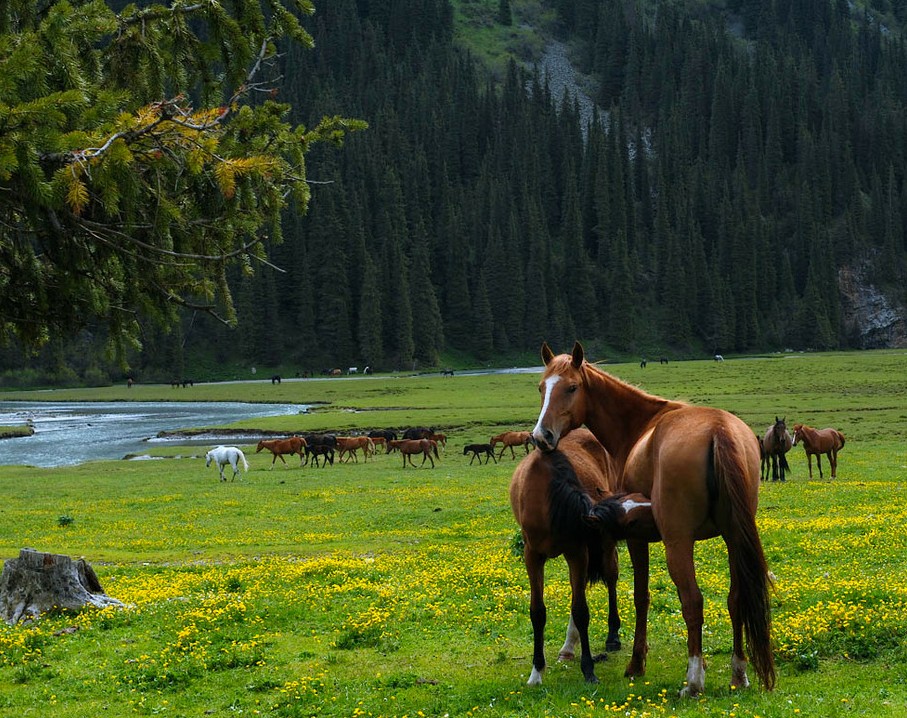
top-left (207, 341), bottom-right (848, 697)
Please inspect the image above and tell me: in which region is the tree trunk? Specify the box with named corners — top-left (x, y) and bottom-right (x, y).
top-left (0, 548), bottom-right (123, 624)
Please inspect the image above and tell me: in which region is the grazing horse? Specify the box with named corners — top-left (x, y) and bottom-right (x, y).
top-left (368, 429), bottom-right (397, 453)
top-left (531, 342), bottom-right (774, 696)
top-left (403, 427), bottom-right (433, 440)
top-left (510, 428), bottom-right (654, 685)
top-left (256, 436), bottom-right (306, 469)
top-left (205, 446), bottom-right (249, 481)
top-left (389, 439), bottom-right (439, 468)
top-left (336, 436), bottom-right (375, 463)
top-left (463, 443), bottom-right (496, 465)
top-left (761, 417), bottom-right (792, 482)
top-left (490, 430), bottom-right (533, 460)
top-left (792, 423), bottom-right (845, 479)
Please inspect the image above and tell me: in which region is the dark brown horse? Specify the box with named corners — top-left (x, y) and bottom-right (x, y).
top-left (388, 439), bottom-right (439, 468)
top-left (463, 443), bottom-right (496, 465)
top-left (256, 436), bottom-right (306, 469)
top-left (792, 423), bottom-right (845, 479)
top-left (761, 417), bottom-right (792, 482)
top-left (510, 428), bottom-right (653, 685)
top-left (531, 342), bottom-right (774, 696)
top-left (490, 430), bottom-right (532, 459)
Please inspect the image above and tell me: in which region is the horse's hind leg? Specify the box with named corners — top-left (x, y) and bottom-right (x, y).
top-left (604, 545), bottom-right (622, 651)
top-left (723, 539), bottom-right (751, 691)
top-left (816, 454), bottom-right (824, 479)
top-left (828, 451), bottom-right (837, 479)
top-left (664, 539), bottom-right (706, 697)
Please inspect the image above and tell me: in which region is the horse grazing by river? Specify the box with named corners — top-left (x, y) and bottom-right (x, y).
top-left (531, 341), bottom-right (774, 697)
top-left (510, 427), bottom-right (654, 686)
top-left (761, 417), bottom-right (792, 482)
top-left (792, 423), bottom-right (845, 479)
top-left (256, 436), bottom-right (306, 469)
top-left (205, 446), bottom-right (249, 481)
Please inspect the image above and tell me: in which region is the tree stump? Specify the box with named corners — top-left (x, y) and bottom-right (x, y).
top-left (0, 548), bottom-right (124, 624)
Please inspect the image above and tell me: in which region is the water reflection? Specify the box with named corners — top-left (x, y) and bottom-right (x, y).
top-left (0, 401), bottom-right (303, 468)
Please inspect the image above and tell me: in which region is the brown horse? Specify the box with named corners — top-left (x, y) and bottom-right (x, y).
top-left (490, 430), bottom-right (532, 459)
top-left (510, 427), bottom-right (654, 685)
top-left (388, 439), bottom-right (438, 468)
top-left (531, 342), bottom-right (774, 696)
top-left (761, 417), bottom-right (792, 482)
top-left (792, 423), bottom-right (845, 479)
top-left (336, 436), bottom-right (375, 463)
top-left (256, 436), bottom-right (306, 469)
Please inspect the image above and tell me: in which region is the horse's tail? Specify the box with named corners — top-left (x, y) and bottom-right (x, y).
top-left (780, 452), bottom-right (790, 473)
top-left (546, 452), bottom-right (607, 585)
top-left (712, 427), bottom-right (776, 690)
top-left (240, 451), bottom-right (249, 472)
top-left (837, 431), bottom-right (846, 449)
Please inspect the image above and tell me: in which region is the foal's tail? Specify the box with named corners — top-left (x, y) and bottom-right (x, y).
top-left (713, 428), bottom-right (776, 690)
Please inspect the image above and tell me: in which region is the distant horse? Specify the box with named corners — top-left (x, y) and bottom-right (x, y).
top-left (714, 354), bottom-right (724, 362)
top-left (463, 443), bottom-right (496, 465)
top-left (389, 439), bottom-right (439, 468)
top-left (336, 436), bottom-right (375, 463)
top-left (126, 377), bottom-right (134, 388)
top-left (490, 430), bottom-right (533, 460)
top-left (256, 436), bottom-right (306, 469)
top-left (442, 368), bottom-right (455, 376)
top-left (205, 446), bottom-right (249, 481)
top-left (305, 443), bottom-right (334, 467)
top-left (531, 342), bottom-right (774, 696)
top-left (270, 374), bottom-right (281, 384)
top-left (428, 432), bottom-right (447, 448)
top-left (510, 428), bottom-right (656, 685)
top-left (403, 427), bottom-right (433, 440)
top-left (640, 359), bottom-right (647, 369)
top-left (792, 423), bottom-right (845, 479)
top-left (761, 417), bottom-right (792, 482)
top-left (368, 429), bottom-right (397, 453)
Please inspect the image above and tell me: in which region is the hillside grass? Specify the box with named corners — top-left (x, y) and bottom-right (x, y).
top-left (1, 350), bottom-right (906, 716)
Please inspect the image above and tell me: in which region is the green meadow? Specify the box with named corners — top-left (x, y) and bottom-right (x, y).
top-left (1, 350), bottom-right (906, 717)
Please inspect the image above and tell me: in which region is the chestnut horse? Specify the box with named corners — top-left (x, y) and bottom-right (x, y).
top-left (531, 342), bottom-right (774, 696)
top-left (388, 439), bottom-right (438, 468)
top-left (490, 430), bottom-right (533, 459)
top-left (792, 423), bottom-right (845, 479)
top-left (256, 436), bottom-right (306, 469)
top-left (510, 427), bottom-right (654, 685)
top-left (336, 436), bottom-right (375, 463)
top-left (761, 417), bottom-right (792, 482)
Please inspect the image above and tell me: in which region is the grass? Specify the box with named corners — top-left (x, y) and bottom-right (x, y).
top-left (1, 350), bottom-right (907, 716)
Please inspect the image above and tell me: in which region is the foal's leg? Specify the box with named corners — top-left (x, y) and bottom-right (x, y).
top-left (625, 539), bottom-right (650, 678)
top-left (565, 551), bottom-right (598, 683)
top-left (664, 539), bottom-right (706, 697)
top-left (816, 454), bottom-right (823, 479)
top-left (604, 544), bottom-right (622, 651)
top-left (524, 548), bottom-right (548, 685)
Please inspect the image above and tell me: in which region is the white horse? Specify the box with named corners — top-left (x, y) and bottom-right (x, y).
top-left (205, 446), bottom-right (248, 481)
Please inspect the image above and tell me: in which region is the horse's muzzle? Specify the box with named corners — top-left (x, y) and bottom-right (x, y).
top-left (532, 428), bottom-right (558, 453)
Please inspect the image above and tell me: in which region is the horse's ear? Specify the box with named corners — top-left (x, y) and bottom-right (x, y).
top-left (541, 342), bottom-right (555, 365)
top-left (571, 341), bottom-right (585, 368)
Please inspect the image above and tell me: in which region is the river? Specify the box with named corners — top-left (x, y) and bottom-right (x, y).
top-left (0, 401), bottom-right (304, 468)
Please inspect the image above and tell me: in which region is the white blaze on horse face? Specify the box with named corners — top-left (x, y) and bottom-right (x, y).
top-left (532, 375), bottom-right (560, 443)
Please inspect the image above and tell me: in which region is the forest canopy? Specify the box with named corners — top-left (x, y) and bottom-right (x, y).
top-left (0, 0), bottom-right (364, 360)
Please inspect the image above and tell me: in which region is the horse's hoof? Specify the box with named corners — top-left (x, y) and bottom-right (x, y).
top-left (592, 652), bottom-right (608, 663)
top-left (606, 638), bottom-right (622, 652)
top-left (557, 650), bottom-right (575, 662)
top-left (584, 673), bottom-right (600, 684)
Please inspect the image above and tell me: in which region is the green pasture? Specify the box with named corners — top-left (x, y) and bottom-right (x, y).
top-left (1, 350), bottom-right (906, 717)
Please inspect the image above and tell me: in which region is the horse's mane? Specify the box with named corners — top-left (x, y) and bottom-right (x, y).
top-left (579, 359), bottom-right (677, 410)
top-left (546, 451), bottom-right (609, 584)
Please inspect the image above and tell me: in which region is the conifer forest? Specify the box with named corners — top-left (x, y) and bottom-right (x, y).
top-left (3, 0), bottom-right (907, 383)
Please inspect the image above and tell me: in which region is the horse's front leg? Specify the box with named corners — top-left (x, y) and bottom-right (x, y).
top-left (524, 548), bottom-right (547, 685)
top-left (664, 539), bottom-right (705, 697)
top-left (565, 551), bottom-right (598, 683)
top-left (625, 539), bottom-right (650, 678)
top-left (604, 543), bottom-right (621, 651)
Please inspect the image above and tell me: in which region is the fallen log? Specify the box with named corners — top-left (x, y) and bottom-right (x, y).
top-left (0, 548), bottom-right (123, 624)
